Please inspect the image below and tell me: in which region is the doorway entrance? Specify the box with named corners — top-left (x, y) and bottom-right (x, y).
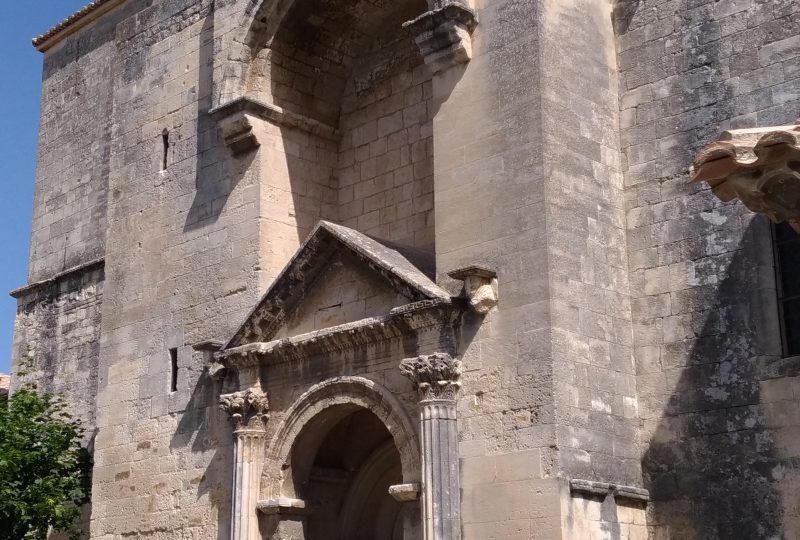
top-left (291, 406), bottom-right (404, 540)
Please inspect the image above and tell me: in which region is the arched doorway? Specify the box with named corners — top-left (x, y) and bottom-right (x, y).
top-left (291, 406), bottom-right (403, 540)
top-left (261, 377), bottom-right (421, 540)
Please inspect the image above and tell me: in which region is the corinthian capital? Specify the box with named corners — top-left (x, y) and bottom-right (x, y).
top-left (400, 353), bottom-right (463, 400)
top-left (220, 389), bottom-right (269, 430)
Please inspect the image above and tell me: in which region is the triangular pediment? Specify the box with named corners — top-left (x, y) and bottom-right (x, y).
top-left (223, 221), bottom-right (449, 349)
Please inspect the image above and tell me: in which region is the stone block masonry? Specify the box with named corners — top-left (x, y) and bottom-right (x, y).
top-left (10, 0), bottom-right (800, 538)
top-left (619, 0), bottom-right (800, 537)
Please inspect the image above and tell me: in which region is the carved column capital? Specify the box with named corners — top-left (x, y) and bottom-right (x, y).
top-left (403, 3), bottom-right (478, 74)
top-left (220, 389), bottom-right (269, 431)
top-left (400, 352), bottom-right (463, 401)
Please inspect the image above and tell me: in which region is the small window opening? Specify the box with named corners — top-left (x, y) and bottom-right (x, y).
top-left (161, 129), bottom-right (170, 171)
top-left (169, 347), bottom-right (178, 392)
top-left (773, 222), bottom-right (800, 356)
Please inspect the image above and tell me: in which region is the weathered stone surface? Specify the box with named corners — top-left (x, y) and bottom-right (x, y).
top-left (11, 0), bottom-right (800, 538)
top-left (692, 123), bottom-right (800, 231)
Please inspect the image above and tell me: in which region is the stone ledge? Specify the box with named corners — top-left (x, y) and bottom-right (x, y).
top-left (10, 258), bottom-right (105, 299)
top-left (256, 498), bottom-right (310, 516)
top-left (209, 96), bottom-right (340, 156)
top-left (569, 478), bottom-right (650, 503)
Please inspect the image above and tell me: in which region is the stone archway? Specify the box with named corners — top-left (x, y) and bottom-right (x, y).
top-left (261, 377), bottom-right (420, 539)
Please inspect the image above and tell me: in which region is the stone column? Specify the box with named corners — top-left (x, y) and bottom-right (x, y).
top-left (220, 389), bottom-right (270, 540)
top-left (400, 353), bottom-right (463, 540)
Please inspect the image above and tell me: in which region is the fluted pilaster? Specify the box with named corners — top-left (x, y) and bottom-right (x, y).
top-left (220, 389), bottom-right (269, 540)
top-left (400, 353), bottom-right (463, 540)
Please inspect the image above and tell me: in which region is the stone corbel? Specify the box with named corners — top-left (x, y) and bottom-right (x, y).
top-left (211, 106), bottom-right (261, 156)
top-left (388, 483), bottom-right (421, 503)
top-left (691, 121), bottom-right (800, 232)
top-left (448, 265), bottom-right (498, 315)
top-left (256, 498), bottom-right (310, 515)
top-left (209, 96), bottom-right (340, 156)
top-left (403, 2), bottom-right (478, 74)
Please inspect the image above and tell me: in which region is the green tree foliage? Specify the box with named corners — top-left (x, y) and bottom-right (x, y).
top-left (0, 386), bottom-right (91, 540)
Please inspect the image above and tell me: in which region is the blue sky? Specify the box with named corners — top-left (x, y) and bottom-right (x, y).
top-left (0, 1), bottom-right (90, 373)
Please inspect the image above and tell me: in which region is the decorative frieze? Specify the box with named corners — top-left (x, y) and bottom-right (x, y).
top-left (691, 122), bottom-right (800, 232)
top-left (400, 353), bottom-right (462, 540)
top-left (403, 3), bottom-right (478, 74)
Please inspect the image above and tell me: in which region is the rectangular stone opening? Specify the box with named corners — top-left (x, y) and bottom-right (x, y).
top-left (169, 347), bottom-right (178, 392)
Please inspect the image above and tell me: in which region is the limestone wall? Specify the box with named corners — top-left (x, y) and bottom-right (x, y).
top-left (18, 0), bottom-right (800, 538)
top-left (27, 11), bottom-right (118, 282)
top-left (618, 0), bottom-right (800, 537)
top-left (11, 264), bottom-right (104, 438)
top-left (76, 1), bottom-right (266, 537)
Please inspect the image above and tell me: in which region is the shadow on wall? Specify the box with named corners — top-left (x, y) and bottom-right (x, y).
top-left (611, 0), bottom-right (640, 34)
top-left (642, 218), bottom-right (781, 539)
top-left (184, 10), bottom-right (255, 233)
top-left (170, 352), bottom-right (233, 540)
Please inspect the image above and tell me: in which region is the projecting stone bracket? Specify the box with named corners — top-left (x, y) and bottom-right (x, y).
top-left (209, 96), bottom-right (340, 156)
top-left (388, 483), bottom-right (421, 502)
top-left (448, 265), bottom-right (498, 315)
top-left (256, 498), bottom-right (310, 516)
top-left (691, 121), bottom-right (800, 232)
top-left (403, 3), bottom-right (478, 74)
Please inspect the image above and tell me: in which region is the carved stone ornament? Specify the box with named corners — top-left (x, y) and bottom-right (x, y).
top-left (403, 2), bottom-right (478, 74)
top-left (400, 353), bottom-right (463, 400)
top-left (691, 122), bottom-right (800, 232)
top-left (448, 265), bottom-right (498, 314)
top-left (219, 389), bottom-right (269, 430)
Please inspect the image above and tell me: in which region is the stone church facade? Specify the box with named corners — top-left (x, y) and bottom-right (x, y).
top-left (10, 0), bottom-right (800, 538)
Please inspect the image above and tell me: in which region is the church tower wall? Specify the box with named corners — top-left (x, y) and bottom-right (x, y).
top-left (619, 0), bottom-right (800, 537)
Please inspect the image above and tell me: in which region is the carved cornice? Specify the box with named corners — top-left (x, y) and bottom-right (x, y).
top-left (219, 389), bottom-right (269, 431)
top-left (217, 299), bottom-right (458, 368)
top-left (403, 3), bottom-right (478, 74)
top-left (10, 258), bottom-right (105, 299)
top-left (400, 352), bottom-right (463, 401)
top-left (691, 122), bottom-right (800, 232)
top-left (209, 96), bottom-right (340, 156)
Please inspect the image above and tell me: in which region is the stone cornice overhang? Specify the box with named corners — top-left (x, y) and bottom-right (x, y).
top-left (691, 122), bottom-right (800, 231)
top-left (216, 298), bottom-right (459, 368)
top-left (9, 258), bottom-right (105, 299)
top-left (32, 0), bottom-right (128, 52)
top-left (209, 96), bottom-right (341, 154)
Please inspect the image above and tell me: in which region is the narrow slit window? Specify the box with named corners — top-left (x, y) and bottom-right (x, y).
top-left (773, 222), bottom-right (800, 356)
top-left (169, 348), bottom-right (178, 392)
top-left (161, 129), bottom-right (170, 171)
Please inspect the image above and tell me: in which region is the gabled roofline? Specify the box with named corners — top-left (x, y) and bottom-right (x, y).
top-left (222, 221), bottom-right (449, 350)
top-left (32, 0), bottom-right (127, 52)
